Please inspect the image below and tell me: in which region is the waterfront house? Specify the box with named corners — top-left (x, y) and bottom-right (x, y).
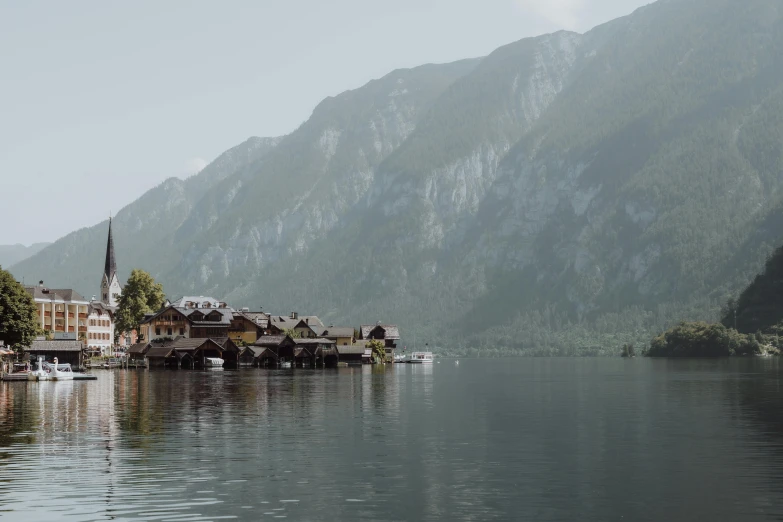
top-left (24, 339), bottom-right (84, 367)
top-left (293, 338), bottom-right (338, 367)
top-left (319, 326), bottom-right (355, 346)
top-left (247, 335), bottom-right (297, 366)
top-left (337, 342), bottom-right (372, 365)
top-left (229, 311), bottom-right (267, 345)
top-left (126, 342), bottom-right (150, 365)
top-left (359, 324), bottom-right (400, 348)
top-left (143, 337), bottom-right (240, 369)
top-left (268, 312), bottom-right (324, 338)
top-left (140, 296), bottom-right (233, 342)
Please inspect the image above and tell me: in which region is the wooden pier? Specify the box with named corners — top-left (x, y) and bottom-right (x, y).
top-left (1, 373), bottom-right (97, 381)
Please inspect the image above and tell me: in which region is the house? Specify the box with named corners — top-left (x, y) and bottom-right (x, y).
top-left (126, 342), bottom-right (150, 365)
top-left (24, 285), bottom-right (90, 343)
top-left (24, 339), bottom-right (84, 367)
top-left (140, 296), bottom-right (234, 342)
top-left (360, 324), bottom-right (400, 348)
top-left (293, 338), bottom-right (338, 367)
top-left (246, 335), bottom-right (297, 367)
top-left (318, 326), bottom-right (355, 346)
top-left (268, 312), bottom-right (324, 339)
top-left (229, 311), bottom-right (267, 345)
top-left (336, 342), bottom-right (372, 365)
top-left (143, 337), bottom-right (240, 369)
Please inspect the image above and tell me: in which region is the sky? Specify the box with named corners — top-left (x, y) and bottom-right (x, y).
top-left (0, 0), bottom-right (649, 245)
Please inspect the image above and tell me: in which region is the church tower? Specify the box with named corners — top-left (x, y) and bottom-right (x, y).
top-left (101, 218), bottom-right (122, 309)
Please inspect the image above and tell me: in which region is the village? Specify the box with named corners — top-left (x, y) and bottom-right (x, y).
top-left (2, 220), bottom-right (403, 374)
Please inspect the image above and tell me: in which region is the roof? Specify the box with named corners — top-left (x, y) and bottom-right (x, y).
top-left (294, 338), bottom-right (336, 345)
top-left (242, 312), bottom-right (269, 327)
top-left (104, 218), bottom-right (117, 282)
top-left (25, 340), bottom-right (83, 352)
top-left (169, 296), bottom-right (229, 309)
top-left (141, 304), bottom-right (234, 326)
top-left (360, 324), bottom-right (400, 340)
top-left (25, 286), bottom-right (88, 303)
top-left (253, 335), bottom-right (292, 347)
top-left (269, 314), bottom-right (324, 329)
top-left (127, 343), bottom-right (149, 355)
top-left (145, 346), bottom-right (175, 358)
top-left (337, 346), bottom-right (372, 356)
top-left (166, 337), bottom-right (219, 352)
top-left (320, 327), bottom-right (355, 339)
top-left (242, 346), bottom-right (276, 358)
top-left (89, 301), bottom-right (116, 315)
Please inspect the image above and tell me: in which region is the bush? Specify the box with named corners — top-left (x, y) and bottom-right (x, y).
top-left (647, 321), bottom-right (760, 357)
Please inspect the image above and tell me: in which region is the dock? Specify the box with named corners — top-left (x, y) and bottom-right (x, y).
top-left (1, 373), bottom-right (97, 381)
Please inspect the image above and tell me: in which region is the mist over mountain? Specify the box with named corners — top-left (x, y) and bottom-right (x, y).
top-left (12, 0), bottom-right (783, 354)
top-left (0, 243), bottom-right (50, 270)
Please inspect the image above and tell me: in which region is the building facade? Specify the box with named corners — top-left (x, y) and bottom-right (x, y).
top-left (25, 286), bottom-right (90, 341)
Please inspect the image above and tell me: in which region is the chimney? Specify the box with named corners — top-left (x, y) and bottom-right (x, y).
top-left (39, 280), bottom-right (44, 287)
top-left (291, 311), bottom-right (298, 320)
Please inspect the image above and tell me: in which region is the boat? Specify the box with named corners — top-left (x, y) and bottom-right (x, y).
top-left (28, 357), bottom-right (74, 381)
top-left (204, 357), bottom-right (224, 368)
top-left (393, 353), bottom-right (407, 364)
top-left (407, 352), bottom-right (434, 364)
top-left (102, 358), bottom-right (121, 369)
top-left (279, 360), bottom-right (292, 369)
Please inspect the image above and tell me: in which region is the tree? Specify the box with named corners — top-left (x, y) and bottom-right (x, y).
top-left (0, 266), bottom-right (40, 349)
top-left (368, 339), bottom-right (386, 364)
top-left (115, 269), bottom-right (165, 339)
top-left (283, 328), bottom-right (302, 339)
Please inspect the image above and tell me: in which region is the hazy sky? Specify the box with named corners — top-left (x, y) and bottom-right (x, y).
top-left (0, 0), bottom-right (649, 245)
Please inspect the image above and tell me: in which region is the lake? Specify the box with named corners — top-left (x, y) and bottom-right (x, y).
top-left (2, 358), bottom-right (783, 521)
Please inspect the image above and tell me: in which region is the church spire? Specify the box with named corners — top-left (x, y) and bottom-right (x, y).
top-left (104, 217), bottom-right (117, 282)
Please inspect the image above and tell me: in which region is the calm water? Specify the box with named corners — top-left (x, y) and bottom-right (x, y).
top-left (2, 358), bottom-right (783, 521)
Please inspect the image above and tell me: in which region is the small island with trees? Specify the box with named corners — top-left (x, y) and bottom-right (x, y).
top-left (645, 244), bottom-right (783, 357)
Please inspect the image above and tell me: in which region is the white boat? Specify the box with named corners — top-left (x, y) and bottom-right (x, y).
top-left (408, 352), bottom-right (434, 364)
top-left (28, 357), bottom-right (74, 381)
top-left (204, 357), bottom-right (224, 368)
top-left (393, 353), bottom-right (407, 364)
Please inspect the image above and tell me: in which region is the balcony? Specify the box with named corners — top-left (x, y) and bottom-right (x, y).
top-left (78, 326), bottom-right (87, 333)
top-left (44, 311), bottom-right (51, 317)
top-left (78, 313), bottom-right (88, 319)
top-left (68, 312), bottom-right (74, 319)
top-left (55, 312), bottom-right (65, 318)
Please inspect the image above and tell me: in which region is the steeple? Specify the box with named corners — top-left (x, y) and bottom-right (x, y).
top-left (104, 217), bottom-right (117, 282)
top-left (100, 217), bottom-right (121, 308)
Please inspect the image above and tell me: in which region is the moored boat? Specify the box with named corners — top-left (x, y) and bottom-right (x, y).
top-left (407, 352), bottom-right (434, 364)
top-left (28, 357), bottom-right (74, 381)
top-left (204, 357), bottom-right (224, 368)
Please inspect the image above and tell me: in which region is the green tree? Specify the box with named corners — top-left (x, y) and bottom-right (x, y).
top-left (283, 328), bottom-right (302, 339)
top-left (367, 339), bottom-right (386, 364)
top-left (0, 266), bottom-right (40, 349)
top-left (115, 269), bottom-right (165, 340)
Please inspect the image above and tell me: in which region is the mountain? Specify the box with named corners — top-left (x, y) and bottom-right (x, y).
top-left (12, 0), bottom-right (783, 354)
top-left (724, 244), bottom-right (783, 334)
top-left (0, 243), bottom-right (50, 269)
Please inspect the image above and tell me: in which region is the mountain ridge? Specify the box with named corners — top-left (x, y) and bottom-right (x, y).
top-left (12, 0), bottom-right (783, 354)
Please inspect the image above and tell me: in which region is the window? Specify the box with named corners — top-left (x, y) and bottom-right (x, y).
top-left (167, 328), bottom-right (172, 336)
top-left (103, 293), bottom-right (107, 300)
top-left (155, 328), bottom-right (161, 336)
top-left (180, 328), bottom-right (185, 335)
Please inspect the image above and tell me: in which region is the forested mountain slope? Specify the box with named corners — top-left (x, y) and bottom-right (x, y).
top-left (13, 0), bottom-right (783, 354)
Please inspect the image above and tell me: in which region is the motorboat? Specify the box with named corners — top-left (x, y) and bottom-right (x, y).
top-left (408, 352), bottom-right (434, 364)
top-left (204, 357), bottom-right (224, 368)
top-left (393, 353), bottom-right (407, 364)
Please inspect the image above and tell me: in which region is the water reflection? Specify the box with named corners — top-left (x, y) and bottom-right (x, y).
top-left (1, 361), bottom-right (783, 520)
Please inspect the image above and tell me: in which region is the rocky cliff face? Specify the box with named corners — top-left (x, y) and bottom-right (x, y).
top-left (13, 0), bottom-right (783, 353)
